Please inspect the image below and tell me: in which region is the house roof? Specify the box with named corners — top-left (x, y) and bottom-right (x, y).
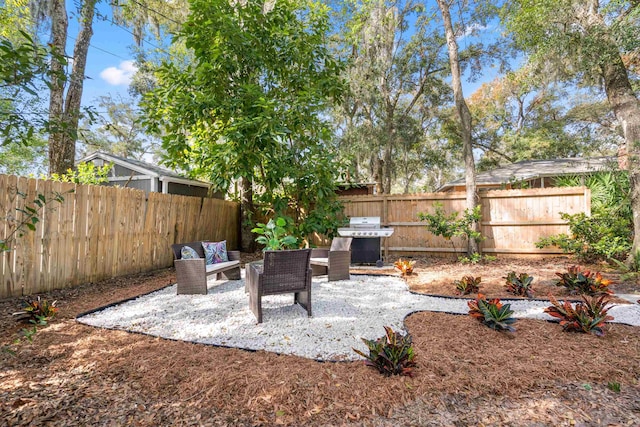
top-left (437, 157), bottom-right (618, 192)
top-left (78, 151), bottom-right (211, 188)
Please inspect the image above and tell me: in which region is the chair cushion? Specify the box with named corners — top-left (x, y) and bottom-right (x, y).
top-left (202, 241), bottom-right (229, 265)
top-left (330, 237), bottom-right (352, 251)
top-left (205, 260), bottom-right (240, 274)
top-left (309, 257), bottom-right (328, 267)
top-left (181, 246), bottom-right (200, 259)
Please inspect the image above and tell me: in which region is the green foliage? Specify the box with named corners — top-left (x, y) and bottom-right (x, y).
top-left (536, 172), bottom-right (632, 263)
top-left (454, 275), bottom-right (482, 295)
top-left (468, 294), bottom-right (517, 332)
top-left (1, 190), bottom-right (68, 252)
top-left (47, 162), bottom-right (112, 185)
top-left (536, 213), bottom-right (631, 262)
top-left (545, 295), bottom-right (614, 337)
top-left (458, 253), bottom-right (496, 264)
top-left (353, 326), bottom-right (416, 377)
top-left (394, 259), bottom-right (416, 276)
top-left (607, 382), bottom-right (621, 393)
top-left (554, 265), bottom-right (613, 296)
top-left (142, 0), bottom-right (346, 244)
top-left (504, 271), bottom-right (535, 298)
top-left (251, 217), bottom-right (299, 251)
top-left (418, 203), bottom-right (483, 256)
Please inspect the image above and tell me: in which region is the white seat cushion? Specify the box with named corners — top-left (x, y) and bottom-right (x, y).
top-left (309, 257), bottom-right (328, 267)
top-left (205, 260), bottom-right (240, 274)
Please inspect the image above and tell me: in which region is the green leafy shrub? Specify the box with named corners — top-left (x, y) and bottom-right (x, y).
top-left (454, 275), bottom-right (481, 295)
top-left (536, 171), bottom-right (632, 263)
top-left (554, 265), bottom-right (613, 296)
top-left (394, 258), bottom-right (416, 276)
top-left (459, 253), bottom-right (496, 264)
top-left (353, 326), bottom-right (416, 377)
top-left (251, 217), bottom-right (299, 250)
top-left (467, 294), bottom-right (517, 332)
top-left (504, 271), bottom-right (535, 297)
top-left (544, 294), bottom-right (614, 337)
top-left (418, 203), bottom-right (483, 256)
top-left (536, 213), bottom-right (631, 262)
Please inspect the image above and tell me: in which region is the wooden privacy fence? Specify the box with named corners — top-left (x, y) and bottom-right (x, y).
top-left (337, 187), bottom-right (591, 257)
top-left (0, 174), bottom-right (240, 299)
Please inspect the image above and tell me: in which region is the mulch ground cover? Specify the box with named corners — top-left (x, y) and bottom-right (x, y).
top-left (1, 255), bottom-right (640, 426)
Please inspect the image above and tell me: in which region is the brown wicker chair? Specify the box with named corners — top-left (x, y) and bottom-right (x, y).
top-left (246, 249), bottom-right (312, 323)
top-left (310, 237), bottom-right (352, 281)
top-left (171, 242), bottom-right (241, 295)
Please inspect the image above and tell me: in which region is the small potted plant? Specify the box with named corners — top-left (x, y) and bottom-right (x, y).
top-left (251, 216), bottom-right (299, 251)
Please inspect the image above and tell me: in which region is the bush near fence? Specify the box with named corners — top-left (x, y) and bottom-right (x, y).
top-left (0, 175), bottom-right (239, 299)
top-left (331, 187), bottom-right (591, 258)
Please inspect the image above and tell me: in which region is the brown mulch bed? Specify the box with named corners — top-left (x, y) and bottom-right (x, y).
top-left (1, 255), bottom-right (640, 426)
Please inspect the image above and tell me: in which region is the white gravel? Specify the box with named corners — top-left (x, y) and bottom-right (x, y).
top-left (77, 274), bottom-right (640, 361)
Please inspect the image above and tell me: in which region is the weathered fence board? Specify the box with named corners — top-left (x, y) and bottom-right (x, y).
top-left (0, 175), bottom-right (240, 298)
top-left (336, 187), bottom-right (590, 257)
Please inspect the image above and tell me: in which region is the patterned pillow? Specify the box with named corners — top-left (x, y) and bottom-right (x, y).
top-left (201, 240), bottom-right (229, 265)
top-left (181, 246), bottom-right (200, 260)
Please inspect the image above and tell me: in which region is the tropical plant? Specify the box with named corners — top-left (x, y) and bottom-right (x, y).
top-left (394, 259), bottom-right (416, 276)
top-left (251, 217), bottom-right (298, 251)
top-left (353, 326), bottom-right (416, 377)
top-left (554, 266), bottom-right (613, 296)
top-left (13, 296), bottom-right (58, 325)
top-left (544, 294), bottom-right (614, 337)
top-left (504, 271), bottom-right (535, 297)
top-left (467, 294), bottom-right (517, 332)
top-left (454, 275), bottom-right (481, 295)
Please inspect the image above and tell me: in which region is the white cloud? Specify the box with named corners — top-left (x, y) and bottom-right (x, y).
top-left (457, 23), bottom-right (489, 40)
top-left (100, 60), bottom-right (138, 86)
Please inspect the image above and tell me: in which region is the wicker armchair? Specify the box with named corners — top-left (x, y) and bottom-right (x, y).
top-left (310, 237), bottom-right (352, 281)
top-left (246, 249), bottom-right (312, 323)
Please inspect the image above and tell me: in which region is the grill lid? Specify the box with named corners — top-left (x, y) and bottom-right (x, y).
top-left (349, 217), bottom-right (380, 229)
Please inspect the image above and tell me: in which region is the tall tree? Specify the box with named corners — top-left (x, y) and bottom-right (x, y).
top-left (436, 0), bottom-right (479, 255)
top-left (502, 0), bottom-right (640, 263)
top-left (78, 94), bottom-right (160, 160)
top-left (335, 0), bottom-right (452, 194)
top-left (142, 0), bottom-right (345, 250)
top-left (468, 68), bottom-right (620, 170)
top-left (42, 0), bottom-right (97, 174)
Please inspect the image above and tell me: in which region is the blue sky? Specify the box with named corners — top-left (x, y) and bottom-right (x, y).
top-left (69, 2), bottom-right (141, 107)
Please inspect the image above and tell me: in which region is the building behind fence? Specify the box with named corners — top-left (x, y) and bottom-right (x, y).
top-left (337, 187), bottom-right (590, 258)
top-left (0, 175), bottom-right (239, 299)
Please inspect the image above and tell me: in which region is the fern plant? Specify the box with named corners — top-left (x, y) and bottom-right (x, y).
top-left (353, 326), bottom-right (416, 377)
top-left (394, 258), bottom-right (416, 276)
top-left (504, 271), bottom-right (535, 297)
top-left (555, 265), bottom-right (613, 295)
top-left (545, 295), bottom-right (614, 337)
top-left (468, 294), bottom-right (517, 332)
top-left (454, 275), bottom-right (481, 295)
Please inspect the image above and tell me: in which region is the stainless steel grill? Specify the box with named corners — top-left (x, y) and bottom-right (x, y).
top-left (337, 217), bottom-right (394, 265)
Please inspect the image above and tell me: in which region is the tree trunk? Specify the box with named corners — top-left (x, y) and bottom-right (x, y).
top-left (436, 0), bottom-right (479, 255)
top-left (48, 0), bottom-right (97, 175)
top-left (240, 176), bottom-right (256, 252)
top-left (600, 58), bottom-right (640, 265)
